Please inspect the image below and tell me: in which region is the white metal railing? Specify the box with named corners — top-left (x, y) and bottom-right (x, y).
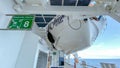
top-left (100, 62), bottom-right (116, 68)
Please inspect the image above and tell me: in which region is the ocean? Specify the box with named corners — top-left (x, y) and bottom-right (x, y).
top-left (69, 59), bottom-right (120, 68)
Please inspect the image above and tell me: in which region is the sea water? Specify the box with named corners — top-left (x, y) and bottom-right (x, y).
top-left (69, 59), bottom-right (120, 68)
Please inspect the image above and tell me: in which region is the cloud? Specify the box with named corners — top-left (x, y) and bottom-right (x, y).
top-left (77, 43), bottom-right (120, 59)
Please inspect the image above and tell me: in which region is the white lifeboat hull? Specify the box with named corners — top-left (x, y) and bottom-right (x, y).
top-left (48, 16), bottom-right (91, 54)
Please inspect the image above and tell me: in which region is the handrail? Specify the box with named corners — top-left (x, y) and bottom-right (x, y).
top-left (77, 58), bottom-right (98, 68)
top-left (79, 62), bottom-right (97, 68)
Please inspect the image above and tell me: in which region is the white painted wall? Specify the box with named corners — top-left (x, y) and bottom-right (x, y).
top-left (0, 30), bottom-right (25, 68)
top-left (0, 1), bottom-right (28, 68)
top-left (0, 1), bottom-right (49, 68)
top-left (15, 31), bottom-right (39, 68)
top-left (0, 0), bottom-right (16, 29)
top-left (0, 30), bottom-right (49, 68)
top-left (15, 31), bottom-right (49, 68)
top-left (0, 0), bottom-right (15, 14)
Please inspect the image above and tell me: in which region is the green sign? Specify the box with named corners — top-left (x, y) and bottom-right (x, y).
top-left (53, 52), bottom-right (56, 55)
top-left (8, 15), bottom-right (34, 30)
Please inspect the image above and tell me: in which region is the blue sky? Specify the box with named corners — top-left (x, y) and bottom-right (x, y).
top-left (77, 16), bottom-right (120, 59)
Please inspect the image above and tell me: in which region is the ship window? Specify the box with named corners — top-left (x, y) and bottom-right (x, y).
top-left (77, 0), bottom-right (91, 6)
top-left (35, 14), bottom-right (56, 27)
top-left (35, 14), bottom-right (42, 16)
top-left (50, 0), bottom-right (91, 6)
top-left (36, 23), bottom-right (47, 27)
top-left (45, 17), bottom-right (54, 22)
top-left (35, 17), bottom-right (44, 22)
top-left (51, 67), bottom-right (64, 68)
top-left (64, 0), bottom-right (76, 6)
top-left (36, 51), bottom-right (48, 68)
top-left (43, 14), bottom-right (56, 17)
top-left (59, 57), bottom-right (64, 66)
top-left (50, 0), bottom-right (62, 6)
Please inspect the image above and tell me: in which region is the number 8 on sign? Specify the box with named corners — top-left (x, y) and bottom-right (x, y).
top-left (24, 21), bottom-right (30, 27)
